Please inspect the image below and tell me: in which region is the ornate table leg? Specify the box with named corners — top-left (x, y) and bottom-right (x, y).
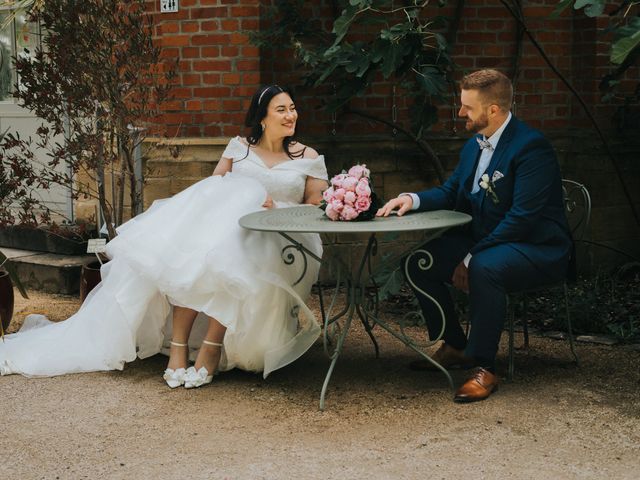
top-left (318, 233), bottom-right (381, 410)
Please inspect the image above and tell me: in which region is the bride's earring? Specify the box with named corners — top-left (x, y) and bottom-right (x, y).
top-left (261, 123), bottom-right (265, 132)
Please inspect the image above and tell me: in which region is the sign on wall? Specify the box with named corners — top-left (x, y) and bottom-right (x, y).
top-left (160, 0), bottom-right (179, 13)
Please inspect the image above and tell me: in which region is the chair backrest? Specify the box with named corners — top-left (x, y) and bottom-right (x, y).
top-left (562, 179), bottom-right (591, 242)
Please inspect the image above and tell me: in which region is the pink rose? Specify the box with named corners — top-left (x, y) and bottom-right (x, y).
top-left (333, 188), bottom-right (346, 201)
top-left (341, 204), bottom-right (359, 221)
top-left (355, 178), bottom-right (371, 196)
top-left (325, 203), bottom-right (340, 221)
top-left (322, 187), bottom-right (334, 203)
top-left (344, 191), bottom-right (356, 205)
top-left (330, 199), bottom-right (344, 212)
top-left (355, 195), bottom-right (371, 213)
top-left (331, 173), bottom-right (346, 189)
top-left (348, 164), bottom-right (370, 179)
top-left (342, 176), bottom-right (358, 192)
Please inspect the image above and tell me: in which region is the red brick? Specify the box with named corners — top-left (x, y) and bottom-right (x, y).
top-left (186, 100), bottom-right (202, 111)
top-left (191, 7), bottom-right (228, 19)
top-left (182, 73), bottom-right (201, 85)
top-left (223, 99), bottom-right (242, 111)
top-left (240, 45), bottom-right (259, 56)
top-left (170, 87), bottom-right (193, 99)
top-left (194, 60), bottom-right (232, 71)
top-left (157, 22), bottom-right (179, 35)
top-left (194, 87), bottom-right (231, 97)
top-left (221, 125), bottom-right (243, 137)
top-left (160, 35), bottom-right (190, 47)
top-left (183, 125), bottom-right (202, 136)
top-left (221, 19), bottom-right (239, 31)
top-left (181, 22), bottom-right (200, 33)
top-left (230, 7), bottom-right (258, 17)
top-left (202, 46), bottom-right (221, 57)
top-left (192, 34), bottom-right (229, 45)
top-left (223, 73), bottom-right (241, 85)
top-left (159, 100), bottom-right (182, 111)
top-left (233, 86), bottom-right (260, 97)
top-left (236, 59), bottom-right (258, 71)
top-left (204, 124), bottom-right (222, 136)
top-left (240, 19), bottom-right (258, 30)
top-left (181, 47), bottom-right (200, 58)
top-left (203, 99), bottom-right (221, 110)
top-left (242, 72), bottom-right (260, 84)
top-left (201, 73), bottom-right (222, 84)
top-left (201, 20), bottom-right (219, 31)
top-left (160, 47), bottom-right (180, 58)
top-left (229, 33), bottom-right (249, 44)
top-left (162, 113), bottom-right (193, 124)
top-left (221, 46), bottom-right (239, 56)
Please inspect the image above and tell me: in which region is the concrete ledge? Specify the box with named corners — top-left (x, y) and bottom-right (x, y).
top-left (2, 248), bottom-right (94, 295)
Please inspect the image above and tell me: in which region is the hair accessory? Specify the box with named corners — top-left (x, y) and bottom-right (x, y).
top-left (258, 84), bottom-right (283, 105)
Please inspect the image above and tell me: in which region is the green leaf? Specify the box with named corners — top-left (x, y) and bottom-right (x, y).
top-left (573, 0), bottom-right (605, 17)
top-left (611, 31), bottom-right (640, 65)
top-left (332, 6), bottom-right (359, 46)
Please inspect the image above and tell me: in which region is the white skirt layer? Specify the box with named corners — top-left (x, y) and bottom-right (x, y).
top-left (0, 173), bottom-right (321, 378)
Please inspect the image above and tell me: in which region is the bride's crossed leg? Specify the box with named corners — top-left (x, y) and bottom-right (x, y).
top-left (164, 305), bottom-right (226, 389)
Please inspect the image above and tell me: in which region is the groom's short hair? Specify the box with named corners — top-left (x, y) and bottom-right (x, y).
top-left (461, 69), bottom-right (513, 112)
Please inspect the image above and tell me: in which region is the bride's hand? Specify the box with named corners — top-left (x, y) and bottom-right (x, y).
top-left (262, 195), bottom-right (274, 209)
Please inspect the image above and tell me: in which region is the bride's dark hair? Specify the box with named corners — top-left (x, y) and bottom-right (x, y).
top-left (242, 84), bottom-right (305, 160)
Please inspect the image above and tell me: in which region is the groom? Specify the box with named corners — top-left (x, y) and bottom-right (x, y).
top-left (377, 69), bottom-right (572, 403)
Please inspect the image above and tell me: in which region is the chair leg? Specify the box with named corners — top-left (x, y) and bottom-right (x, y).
top-left (508, 298), bottom-right (515, 381)
top-left (522, 295), bottom-right (529, 350)
top-left (564, 283), bottom-right (579, 365)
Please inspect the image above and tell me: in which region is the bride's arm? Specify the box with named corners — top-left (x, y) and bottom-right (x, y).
top-left (303, 177), bottom-right (328, 205)
top-left (212, 156), bottom-right (233, 176)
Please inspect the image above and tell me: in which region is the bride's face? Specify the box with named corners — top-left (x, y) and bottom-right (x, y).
top-left (262, 92), bottom-right (297, 138)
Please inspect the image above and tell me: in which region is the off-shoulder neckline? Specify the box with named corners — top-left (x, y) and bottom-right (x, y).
top-left (231, 136), bottom-right (322, 169)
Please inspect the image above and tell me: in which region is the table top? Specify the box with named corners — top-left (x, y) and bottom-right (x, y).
top-left (239, 205), bottom-right (471, 234)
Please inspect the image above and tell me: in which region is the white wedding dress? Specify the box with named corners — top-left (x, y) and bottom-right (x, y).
top-left (0, 136), bottom-right (328, 378)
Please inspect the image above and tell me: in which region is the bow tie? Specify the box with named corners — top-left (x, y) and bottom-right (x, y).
top-left (476, 137), bottom-right (494, 151)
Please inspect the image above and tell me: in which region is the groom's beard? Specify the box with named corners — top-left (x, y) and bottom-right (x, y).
top-left (465, 112), bottom-right (489, 133)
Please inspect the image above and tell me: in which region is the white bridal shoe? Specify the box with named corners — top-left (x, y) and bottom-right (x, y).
top-left (163, 341), bottom-right (188, 388)
top-left (184, 340), bottom-right (223, 389)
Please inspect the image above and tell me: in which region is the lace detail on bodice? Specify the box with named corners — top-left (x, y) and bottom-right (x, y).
top-left (221, 137), bottom-right (328, 204)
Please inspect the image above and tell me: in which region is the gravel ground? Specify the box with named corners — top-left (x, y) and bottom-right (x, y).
top-left (2, 290), bottom-right (639, 480)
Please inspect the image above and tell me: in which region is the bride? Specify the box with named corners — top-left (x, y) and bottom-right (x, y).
top-left (0, 84), bottom-right (328, 389)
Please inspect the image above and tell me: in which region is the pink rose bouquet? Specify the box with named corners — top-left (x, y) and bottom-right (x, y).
top-left (321, 164), bottom-right (380, 221)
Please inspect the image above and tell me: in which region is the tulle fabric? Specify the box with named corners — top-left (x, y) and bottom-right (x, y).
top-left (0, 166), bottom-right (325, 378)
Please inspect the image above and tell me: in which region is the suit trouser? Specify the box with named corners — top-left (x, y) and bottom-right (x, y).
top-left (404, 234), bottom-right (561, 366)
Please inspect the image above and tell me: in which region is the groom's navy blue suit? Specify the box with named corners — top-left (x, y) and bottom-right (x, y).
top-left (406, 116), bottom-right (572, 366)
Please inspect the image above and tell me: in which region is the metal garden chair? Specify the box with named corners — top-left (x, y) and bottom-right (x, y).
top-left (506, 179), bottom-right (592, 380)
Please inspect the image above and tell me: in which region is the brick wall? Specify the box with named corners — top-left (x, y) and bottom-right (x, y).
top-left (151, 0), bottom-right (262, 137)
top-left (72, 1), bottom-right (639, 272)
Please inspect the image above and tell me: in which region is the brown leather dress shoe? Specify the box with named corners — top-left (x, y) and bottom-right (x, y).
top-left (454, 367), bottom-right (498, 403)
top-left (409, 343), bottom-right (474, 371)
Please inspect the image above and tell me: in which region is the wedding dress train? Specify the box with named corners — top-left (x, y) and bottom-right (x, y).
top-left (0, 137), bottom-right (328, 378)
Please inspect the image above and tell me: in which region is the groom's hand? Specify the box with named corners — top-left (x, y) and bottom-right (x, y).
top-left (376, 195), bottom-right (413, 217)
top-left (451, 261), bottom-right (469, 293)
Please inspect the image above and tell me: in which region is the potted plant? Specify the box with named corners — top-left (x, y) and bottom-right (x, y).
top-left (0, 250), bottom-right (28, 339)
top-left (0, 0), bottom-right (176, 239)
top-left (1, 0), bottom-right (176, 299)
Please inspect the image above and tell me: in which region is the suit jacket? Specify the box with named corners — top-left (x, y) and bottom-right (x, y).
top-left (416, 116), bottom-right (572, 275)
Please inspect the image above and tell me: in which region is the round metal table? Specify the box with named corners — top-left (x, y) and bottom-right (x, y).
top-left (240, 205), bottom-right (472, 409)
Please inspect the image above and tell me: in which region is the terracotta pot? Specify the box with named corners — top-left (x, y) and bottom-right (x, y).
top-left (0, 270), bottom-right (14, 333)
top-left (80, 261), bottom-right (103, 301)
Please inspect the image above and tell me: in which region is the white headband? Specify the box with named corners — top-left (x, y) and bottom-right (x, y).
top-left (258, 85), bottom-right (283, 105)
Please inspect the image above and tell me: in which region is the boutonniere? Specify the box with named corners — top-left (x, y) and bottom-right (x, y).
top-left (479, 173), bottom-right (500, 204)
